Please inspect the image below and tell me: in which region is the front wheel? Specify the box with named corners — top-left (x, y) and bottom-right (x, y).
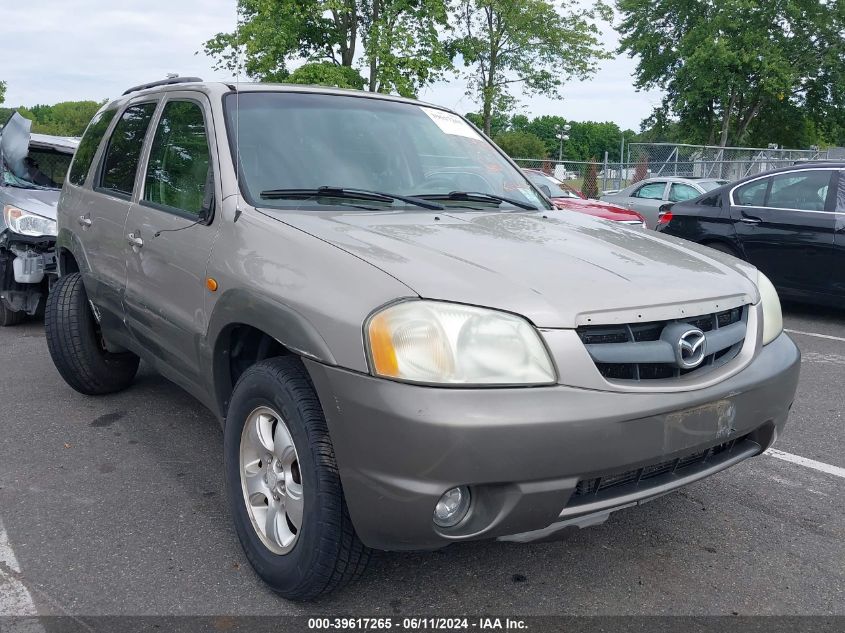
top-left (224, 356), bottom-right (370, 600)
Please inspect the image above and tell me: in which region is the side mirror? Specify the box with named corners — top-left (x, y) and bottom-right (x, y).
top-left (539, 184), bottom-right (552, 198)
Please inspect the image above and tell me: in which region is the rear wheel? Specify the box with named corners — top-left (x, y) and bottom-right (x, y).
top-left (0, 300), bottom-right (25, 327)
top-left (45, 273), bottom-right (139, 395)
top-left (224, 356), bottom-right (370, 600)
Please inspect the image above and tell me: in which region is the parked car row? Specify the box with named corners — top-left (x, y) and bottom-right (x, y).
top-left (600, 176), bottom-right (728, 228)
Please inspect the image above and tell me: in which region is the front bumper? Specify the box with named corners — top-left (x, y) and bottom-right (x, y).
top-left (305, 333), bottom-right (800, 551)
top-left (0, 231), bottom-right (56, 315)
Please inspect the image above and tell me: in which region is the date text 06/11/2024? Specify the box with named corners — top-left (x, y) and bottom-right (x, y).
top-left (307, 617), bottom-right (528, 630)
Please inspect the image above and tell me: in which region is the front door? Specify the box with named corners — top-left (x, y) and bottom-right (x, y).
top-left (732, 169), bottom-right (836, 299)
top-left (122, 94), bottom-right (220, 390)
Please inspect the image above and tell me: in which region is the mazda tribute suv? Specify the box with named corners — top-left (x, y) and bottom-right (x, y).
top-left (46, 78), bottom-right (800, 600)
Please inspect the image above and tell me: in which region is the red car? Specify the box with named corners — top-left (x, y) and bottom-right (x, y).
top-left (523, 169), bottom-right (646, 227)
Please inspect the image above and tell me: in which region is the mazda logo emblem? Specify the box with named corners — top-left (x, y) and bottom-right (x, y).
top-left (677, 328), bottom-right (707, 369)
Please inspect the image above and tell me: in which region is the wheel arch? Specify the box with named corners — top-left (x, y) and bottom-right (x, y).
top-left (206, 288), bottom-right (337, 418)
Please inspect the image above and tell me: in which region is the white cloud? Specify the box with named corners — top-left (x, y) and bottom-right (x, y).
top-left (5, 0), bottom-right (662, 129)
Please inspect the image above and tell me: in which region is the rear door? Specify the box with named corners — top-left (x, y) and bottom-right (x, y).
top-left (731, 168), bottom-right (836, 298)
top-left (69, 100), bottom-right (158, 332)
top-left (627, 181), bottom-right (668, 227)
top-left (668, 182), bottom-right (702, 204)
top-left (122, 93), bottom-right (221, 390)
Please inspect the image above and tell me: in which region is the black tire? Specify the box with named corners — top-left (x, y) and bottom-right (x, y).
top-left (45, 273), bottom-right (139, 395)
top-left (0, 300), bottom-right (25, 327)
top-left (224, 356), bottom-right (370, 601)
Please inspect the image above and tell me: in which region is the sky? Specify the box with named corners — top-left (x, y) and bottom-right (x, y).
top-left (5, 0), bottom-right (663, 131)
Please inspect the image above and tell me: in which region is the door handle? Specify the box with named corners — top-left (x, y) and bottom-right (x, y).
top-left (739, 217), bottom-right (761, 225)
top-left (126, 232), bottom-right (144, 248)
top-left (78, 215), bottom-right (92, 227)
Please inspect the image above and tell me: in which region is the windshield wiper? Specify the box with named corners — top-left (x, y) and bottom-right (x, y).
top-left (259, 186), bottom-right (445, 210)
top-left (415, 191), bottom-right (538, 211)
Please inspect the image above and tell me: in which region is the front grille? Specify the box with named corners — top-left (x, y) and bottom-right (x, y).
top-left (571, 436), bottom-right (745, 500)
top-left (577, 306), bottom-right (747, 381)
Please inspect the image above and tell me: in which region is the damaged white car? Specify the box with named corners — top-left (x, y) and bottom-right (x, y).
top-left (0, 112), bottom-right (78, 325)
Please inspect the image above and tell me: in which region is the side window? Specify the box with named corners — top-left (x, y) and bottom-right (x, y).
top-left (668, 183), bottom-right (700, 202)
top-left (98, 102), bottom-right (158, 197)
top-left (633, 182), bottom-right (666, 200)
top-left (143, 100), bottom-right (212, 217)
top-left (767, 170), bottom-right (833, 211)
top-left (68, 109), bottom-right (116, 186)
top-left (734, 179), bottom-right (770, 206)
top-left (697, 194), bottom-right (721, 207)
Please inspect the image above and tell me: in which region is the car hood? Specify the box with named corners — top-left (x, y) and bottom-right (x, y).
top-left (552, 197), bottom-right (642, 221)
top-left (0, 187), bottom-right (60, 220)
top-left (261, 207), bottom-right (759, 328)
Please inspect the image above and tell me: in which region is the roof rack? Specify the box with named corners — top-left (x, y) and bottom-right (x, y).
top-left (122, 76), bottom-right (204, 96)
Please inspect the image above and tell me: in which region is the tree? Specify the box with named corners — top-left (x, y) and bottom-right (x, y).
top-left (287, 62), bottom-right (366, 89)
top-left (0, 81), bottom-right (6, 106)
top-left (27, 101), bottom-right (103, 136)
top-left (204, 0), bottom-right (452, 97)
top-left (617, 0), bottom-right (845, 147)
top-left (453, 0), bottom-right (610, 135)
top-left (4, 102), bottom-right (103, 137)
top-left (465, 111), bottom-right (511, 137)
top-left (493, 130), bottom-right (548, 158)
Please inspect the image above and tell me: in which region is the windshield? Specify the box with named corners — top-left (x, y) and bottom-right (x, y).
top-left (2, 147), bottom-right (72, 190)
top-left (700, 180), bottom-right (728, 192)
top-left (523, 171), bottom-right (580, 198)
top-left (224, 92), bottom-right (549, 211)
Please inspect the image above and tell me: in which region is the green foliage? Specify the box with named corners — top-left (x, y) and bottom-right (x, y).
top-left (0, 81), bottom-right (6, 106)
top-left (617, 0), bottom-right (845, 147)
top-left (287, 62), bottom-right (366, 89)
top-left (493, 130), bottom-right (548, 159)
top-left (204, 0), bottom-right (452, 97)
top-left (1, 101), bottom-right (103, 136)
top-left (465, 111), bottom-right (636, 160)
top-left (464, 111), bottom-right (511, 138)
top-left (453, 0), bottom-right (610, 135)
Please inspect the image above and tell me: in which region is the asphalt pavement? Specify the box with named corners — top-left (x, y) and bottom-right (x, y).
top-left (0, 304), bottom-right (842, 617)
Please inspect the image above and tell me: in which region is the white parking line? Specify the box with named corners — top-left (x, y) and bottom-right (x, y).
top-left (785, 328), bottom-right (845, 343)
top-left (764, 448), bottom-right (845, 479)
top-left (0, 518), bottom-right (38, 616)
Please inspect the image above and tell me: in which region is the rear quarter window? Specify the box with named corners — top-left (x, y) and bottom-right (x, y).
top-left (68, 109), bottom-right (117, 186)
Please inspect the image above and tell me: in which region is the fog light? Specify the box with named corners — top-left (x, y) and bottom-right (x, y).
top-left (433, 486), bottom-right (470, 528)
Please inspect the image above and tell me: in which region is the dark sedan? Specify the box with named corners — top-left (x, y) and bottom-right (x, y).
top-left (656, 162), bottom-right (845, 307)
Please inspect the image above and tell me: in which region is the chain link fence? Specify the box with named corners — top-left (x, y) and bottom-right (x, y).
top-left (514, 143), bottom-right (834, 198)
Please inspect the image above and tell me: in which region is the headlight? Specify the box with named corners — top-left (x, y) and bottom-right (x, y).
top-left (366, 301), bottom-right (556, 385)
top-left (3, 204), bottom-right (57, 237)
top-left (758, 271), bottom-right (783, 345)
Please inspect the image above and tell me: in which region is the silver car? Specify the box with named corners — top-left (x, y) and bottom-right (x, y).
top-left (0, 112), bottom-right (78, 325)
top-left (602, 176), bottom-right (728, 228)
top-left (46, 79), bottom-right (799, 600)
